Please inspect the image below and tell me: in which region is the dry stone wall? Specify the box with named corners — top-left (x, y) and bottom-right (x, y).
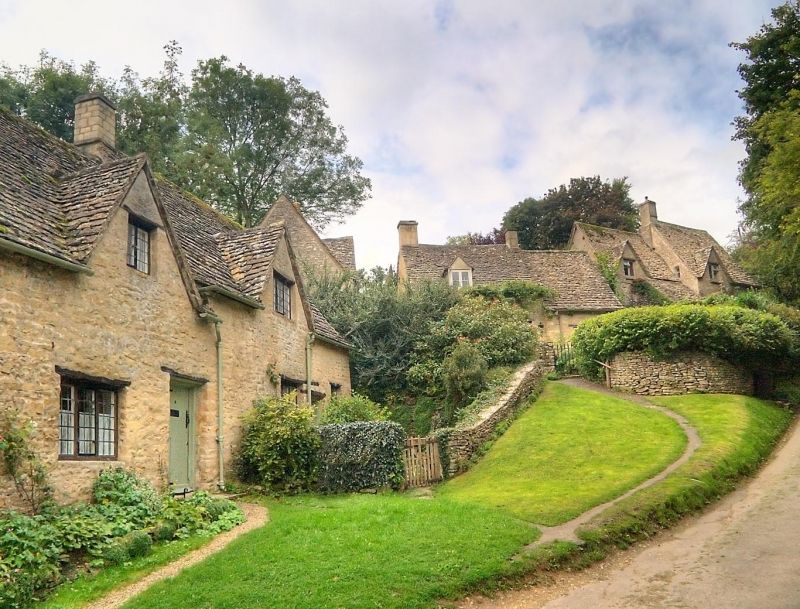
top-left (446, 361), bottom-right (545, 476)
top-left (609, 351), bottom-right (753, 396)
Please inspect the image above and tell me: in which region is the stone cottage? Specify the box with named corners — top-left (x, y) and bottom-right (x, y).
top-left (0, 94), bottom-right (351, 507)
top-left (568, 199), bottom-right (757, 304)
top-left (395, 221), bottom-right (623, 341)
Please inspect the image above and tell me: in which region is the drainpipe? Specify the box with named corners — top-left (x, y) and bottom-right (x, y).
top-left (306, 333), bottom-right (316, 419)
top-left (200, 311), bottom-right (225, 491)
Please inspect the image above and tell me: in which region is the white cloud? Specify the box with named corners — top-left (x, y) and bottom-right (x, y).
top-left (0, 0), bottom-right (782, 266)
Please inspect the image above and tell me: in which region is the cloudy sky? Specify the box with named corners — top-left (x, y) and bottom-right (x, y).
top-left (0, 0), bottom-right (780, 269)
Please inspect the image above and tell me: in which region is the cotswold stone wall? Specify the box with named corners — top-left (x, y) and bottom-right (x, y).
top-left (609, 351), bottom-right (753, 396)
top-left (446, 361), bottom-right (545, 476)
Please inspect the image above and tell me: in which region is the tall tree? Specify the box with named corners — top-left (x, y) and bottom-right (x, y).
top-left (732, 2), bottom-right (800, 302)
top-left (179, 57), bottom-right (371, 228)
top-left (445, 229), bottom-right (506, 245)
top-left (503, 176), bottom-right (637, 250)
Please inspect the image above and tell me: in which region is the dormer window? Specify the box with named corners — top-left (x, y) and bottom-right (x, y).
top-left (127, 217), bottom-right (151, 274)
top-left (708, 262), bottom-right (720, 282)
top-left (622, 258), bottom-right (635, 278)
top-left (274, 273), bottom-right (292, 317)
top-left (450, 270), bottom-right (472, 288)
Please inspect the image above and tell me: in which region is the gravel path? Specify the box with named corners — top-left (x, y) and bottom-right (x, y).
top-left (85, 502), bottom-right (269, 609)
top-left (531, 378), bottom-right (701, 546)
top-left (460, 395), bottom-right (800, 609)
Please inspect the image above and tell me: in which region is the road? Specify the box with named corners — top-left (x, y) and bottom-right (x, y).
top-left (460, 415), bottom-right (800, 609)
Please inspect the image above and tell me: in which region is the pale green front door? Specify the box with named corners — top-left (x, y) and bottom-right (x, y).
top-left (168, 386), bottom-right (193, 492)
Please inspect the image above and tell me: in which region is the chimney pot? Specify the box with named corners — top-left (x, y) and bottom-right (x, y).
top-left (505, 230), bottom-right (519, 249)
top-left (639, 198), bottom-right (657, 226)
top-left (73, 93), bottom-right (116, 159)
top-left (397, 220), bottom-right (419, 247)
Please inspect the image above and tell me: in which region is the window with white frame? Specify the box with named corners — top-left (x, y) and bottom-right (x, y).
top-left (449, 270), bottom-right (472, 288)
top-left (708, 262), bottom-right (720, 282)
top-left (622, 258), bottom-right (635, 278)
top-left (127, 219), bottom-right (151, 274)
top-left (59, 383), bottom-right (117, 459)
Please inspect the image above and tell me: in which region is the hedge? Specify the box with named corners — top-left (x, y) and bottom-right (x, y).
top-left (317, 422), bottom-right (406, 492)
top-left (572, 304), bottom-right (796, 380)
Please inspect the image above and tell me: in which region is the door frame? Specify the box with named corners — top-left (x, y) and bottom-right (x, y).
top-left (168, 379), bottom-right (198, 493)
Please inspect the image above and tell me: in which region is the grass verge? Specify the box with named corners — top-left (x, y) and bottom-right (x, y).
top-left (37, 535), bottom-right (212, 609)
top-left (436, 382), bottom-right (687, 524)
top-left (118, 494), bottom-right (537, 609)
top-left (521, 393), bottom-right (794, 573)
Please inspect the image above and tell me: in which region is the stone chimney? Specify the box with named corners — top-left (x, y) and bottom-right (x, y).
top-left (397, 221), bottom-right (419, 247)
top-left (505, 230), bottom-right (519, 249)
top-left (639, 197), bottom-right (657, 226)
top-left (74, 93), bottom-right (116, 159)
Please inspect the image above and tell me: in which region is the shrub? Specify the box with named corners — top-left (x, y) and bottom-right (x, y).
top-left (320, 393), bottom-right (389, 424)
top-left (443, 341), bottom-right (488, 420)
top-left (408, 297), bottom-right (536, 395)
top-left (92, 467), bottom-right (160, 533)
top-left (317, 422), bottom-right (406, 492)
top-left (465, 280), bottom-right (553, 306)
top-left (572, 304), bottom-right (796, 380)
top-left (235, 393), bottom-right (320, 492)
top-left (0, 411), bottom-right (53, 514)
top-left (125, 530), bottom-right (153, 559)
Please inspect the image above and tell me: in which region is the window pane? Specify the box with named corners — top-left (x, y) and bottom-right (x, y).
top-left (127, 223), bottom-right (137, 267)
top-left (96, 390), bottom-right (116, 457)
top-left (77, 388), bottom-right (96, 456)
top-left (59, 385), bottom-right (74, 456)
top-left (450, 271), bottom-right (459, 287)
top-left (461, 271), bottom-right (470, 285)
top-left (136, 227), bottom-right (150, 273)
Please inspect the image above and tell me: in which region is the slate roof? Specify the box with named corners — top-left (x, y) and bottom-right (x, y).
top-left (322, 236), bottom-right (356, 270)
top-left (0, 110), bottom-right (145, 265)
top-left (400, 244), bottom-right (623, 312)
top-left (0, 108), bottom-right (348, 349)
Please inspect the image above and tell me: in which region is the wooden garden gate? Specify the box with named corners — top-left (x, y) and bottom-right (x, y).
top-left (403, 436), bottom-right (443, 487)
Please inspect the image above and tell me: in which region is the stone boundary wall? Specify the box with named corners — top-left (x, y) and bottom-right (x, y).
top-left (537, 342), bottom-right (557, 372)
top-left (446, 361), bottom-right (545, 476)
top-left (610, 350), bottom-right (753, 396)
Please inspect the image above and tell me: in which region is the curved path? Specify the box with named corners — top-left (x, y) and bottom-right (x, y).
top-left (86, 502), bottom-right (268, 609)
top-left (530, 378), bottom-right (701, 547)
top-left (461, 396), bottom-right (800, 609)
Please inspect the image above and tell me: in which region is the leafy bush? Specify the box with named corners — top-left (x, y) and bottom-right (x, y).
top-left (443, 341), bottom-right (488, 419)
top-left (408, 297), bottom-right (536, 395)
top-left (320, 393), bottom-right (389, 424)
top-left (572, 304), bottom-right (797, 380)
top-left (631, 280), bottom-right (670, 305)
top-left (235, 393), bottom-right (320, 492)
top-left (317, 422), bottom-right (406, 492)
top-left (102, 530), bottom-right (153, 564)
top-left (0, 411), bottom-right (53, 514)
top-left (92, 467), bottom-right (161, 534)
top-left (465, 280), bottom-right (553, 306)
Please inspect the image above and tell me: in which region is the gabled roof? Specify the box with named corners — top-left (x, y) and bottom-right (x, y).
top-left (0, 107), bottom-right (349, 348)
top-left (572, 222), bottom-right (675, 281)
top-left (322, 236), bottom-right (356, 270)
top-left (652, 221), bottom-right (757, 286)
top-left (0, 109), bottom-right (146, 265)
top-left (400, 243), bottom-right (622, 312)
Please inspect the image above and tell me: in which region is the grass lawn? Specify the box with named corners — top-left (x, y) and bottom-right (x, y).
top-left (578, 393), bottom-right (794, 545)
top-left (119, 494), bottom-right (537, 609)
top-left (436, 382), bottom-right (687, 525)
top-left (39, 535), bottom-right (213, 609)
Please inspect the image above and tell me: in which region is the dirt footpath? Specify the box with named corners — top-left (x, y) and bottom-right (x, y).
top-left (461, 416), bottom-right (800, 609)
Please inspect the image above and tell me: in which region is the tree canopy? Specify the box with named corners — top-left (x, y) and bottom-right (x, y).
top-left (502, 176), bottom-right (637, 250)
top-left (0, 43), bottom-right (370, 229)
top-left (732, 1), bottom-right (800, 303)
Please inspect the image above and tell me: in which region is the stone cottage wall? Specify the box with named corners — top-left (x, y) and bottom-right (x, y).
top-left (446, 361), bottom-right (545, 476)
top-left (609, 351), bottom-right (753, 396)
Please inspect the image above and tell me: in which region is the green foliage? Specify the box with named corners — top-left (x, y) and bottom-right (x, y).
top-left (0, 45), bottom-right (369, 230)
top-left (464, 280), bottom-right (554, 306)
top-left (572, 304), bottom-right (797, 380)
top-left (91, 467), bottom-right (161, 534)
top-left (631, 279), bottom-right (670, 305)
top-left (319, 393), bottom-right (389, 424)
top-left (317, 422), bottom-right (406, 492)
top-left (408, 297), bottom-right (536, 396)
top-left (444, 229), bottom-right (506, 245)
top-left (595, 252), bottom-right (621, 298)
top-left (103, 531), bottom-right (153, 565)
top-left (442, 341), bottom-right (489, 419)
top-left (236, 393), bottom-right (320, 492)
top-left (0, 411), bottom-right (53, 514)
top-left (452, 366), bottom-right (514, 428)
top-left (306, 268), bottom-right (460, 402)
top-left (503, 176), bottom-right (637, 250)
